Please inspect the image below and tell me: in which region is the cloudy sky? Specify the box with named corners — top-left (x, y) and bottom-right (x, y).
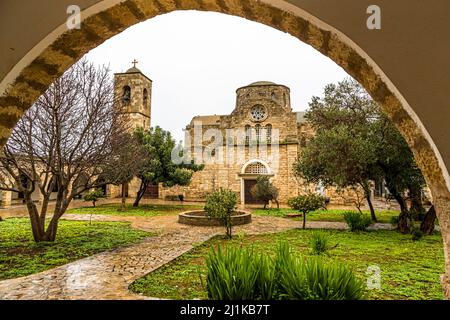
top-left (84, 10), bottom-right (349, 142)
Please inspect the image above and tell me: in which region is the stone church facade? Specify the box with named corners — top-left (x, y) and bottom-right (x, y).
top-left (0, 65), bottom-right (360, 207)
top-left (160, 80), bottom-right (361, 205)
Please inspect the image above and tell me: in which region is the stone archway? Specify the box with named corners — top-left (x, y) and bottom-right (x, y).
top-left (240, 159), bottom-right (273, 205)
top-left (0, 0), bottom-right (449, 297)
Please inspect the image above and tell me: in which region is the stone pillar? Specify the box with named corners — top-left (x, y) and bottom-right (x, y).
top-left (1, 190), bottom-right (12, 207)
top-left (434, 195), bottom-right (450, 299)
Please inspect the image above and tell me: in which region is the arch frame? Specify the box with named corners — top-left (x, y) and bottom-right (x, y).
top-left (241, 158), bottom-right (272, 175)
top-left (0, 0), bottom-right (449, 297)
top-left (0, 0), bottom-right (447, 196)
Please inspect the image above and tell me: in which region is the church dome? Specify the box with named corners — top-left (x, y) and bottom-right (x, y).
top-left (125, 66), bottom-right (142, 73)
top-left (247, 81), bottom-right (278, 86)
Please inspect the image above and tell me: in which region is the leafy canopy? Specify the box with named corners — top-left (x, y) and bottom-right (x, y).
top-left (288, 194), bottom-right (325, 214)
top-left (135, 126), bottom-right (203, 187)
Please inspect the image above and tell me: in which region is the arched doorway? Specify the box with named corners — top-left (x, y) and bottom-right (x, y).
top-left (1, 0), bottom-right (450, 297)
top-left (240, 160), bottom-right (273, 205)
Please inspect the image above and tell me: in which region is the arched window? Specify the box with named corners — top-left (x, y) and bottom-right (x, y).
top-left (245, 125), bottom-right (251, 144)
top-left (143, 88), bottom-right (148, 107)
top-left (255, 124), bottom-right (261, 142)
top-left (122, 86), bottom-right (131, 104)
top-left (245, 162), bottom-right (268, 174)
top-left (265, 124), bottom-right (272, 143)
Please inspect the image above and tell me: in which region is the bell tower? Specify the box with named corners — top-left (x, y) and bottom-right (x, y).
top-left (114, 60), bottom-right (152, 130)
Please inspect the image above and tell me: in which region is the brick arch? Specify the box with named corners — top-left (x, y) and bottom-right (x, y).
top-left (0, 0), bottom-right (449, 297)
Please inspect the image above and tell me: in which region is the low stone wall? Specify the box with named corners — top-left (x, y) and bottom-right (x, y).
top-left (178, 210), bottom-right (252, 226)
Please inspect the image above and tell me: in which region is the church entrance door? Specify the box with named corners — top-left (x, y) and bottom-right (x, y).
top-left (144, 184), bottom-right (159, 199)
top-left (244, 179), bottom-right (264, 205)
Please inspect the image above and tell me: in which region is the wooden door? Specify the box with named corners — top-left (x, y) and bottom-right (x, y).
top-left (244, 180), bottom-right (264, 204)
top-left (144, 184), bottom-right (159, 199)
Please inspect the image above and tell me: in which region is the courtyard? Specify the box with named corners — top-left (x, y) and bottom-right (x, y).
top-left (1, 1), bottom-right (449, 305)
top-left (0, 200), bottom-right (443, 300)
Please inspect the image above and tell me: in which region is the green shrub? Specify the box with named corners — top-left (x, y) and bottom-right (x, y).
top-left (83, 188), bottom-right (105, 207)
top-left (309, 232), bottom-right (330, 255)
top-left (343, 211), bottom-right (372, 231)
top-left (204, 188), bottom-right (237, 238)
top-left (390, 215), bottom-right (399, 226)
top-left (288, 193), bottom-right (326, 229)
top-left (204, 245), bottom-right (261, 300)
top-left (204, 241), bottom-right (365, 300)
top-left (276, 254), bottom-right (365, 300)
top-left (411, 228), bottom-right (423, 241)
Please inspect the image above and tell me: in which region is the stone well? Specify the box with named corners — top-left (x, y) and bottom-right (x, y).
top-left (178, 210), bottom-right (252, 227)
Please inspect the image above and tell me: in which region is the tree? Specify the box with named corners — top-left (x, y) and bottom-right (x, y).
top-left (295, 79), bottom-right (382, 222)
top-left (294, 125), bottom-right (379, 222)
top-left (132, 126), bottom-right (203, 207)
top-left (0, 59), bottom-right (128, 242)
top-left (371, 113), bottom-right (428, 233)
top-left (288, 193), bottom-right (326, 229)
top-left (204, 188), bottom-right (237, 238)
top-left (295, 78), bottom-right (429, 230)
top-left (250, 176), bottom-right (280, 209)
top-left (83, 188), bottom-right (105, 207)
top-left (102, 132), bottom-right (148, 211)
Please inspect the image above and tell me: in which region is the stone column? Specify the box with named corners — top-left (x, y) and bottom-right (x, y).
top-left (1, 190), bottom-right (12, 207)
top-left (433, 195), bottom-right (450, 299)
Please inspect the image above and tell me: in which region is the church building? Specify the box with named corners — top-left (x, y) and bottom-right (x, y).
top-left (160, 80), bottom-right (359, 205)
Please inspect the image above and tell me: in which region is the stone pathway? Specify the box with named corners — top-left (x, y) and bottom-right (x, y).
top-left (0, 214), bottom-right (392, 300)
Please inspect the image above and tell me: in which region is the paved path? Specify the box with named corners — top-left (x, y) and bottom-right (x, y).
top-left (0, 214), bottom-right (392, 300)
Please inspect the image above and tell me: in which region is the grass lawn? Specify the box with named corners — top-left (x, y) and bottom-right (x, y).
top-left (130, 229), bottom-right (444, 300)
top-left (253, 208), bottom-right (400, 224)
top-left (0, 218), bottom-right (152, 280)
top-left (67, 203), bottom-right (203, 217)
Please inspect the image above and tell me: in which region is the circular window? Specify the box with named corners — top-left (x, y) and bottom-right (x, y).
top-left (250, 105), bottom-right (267, 122)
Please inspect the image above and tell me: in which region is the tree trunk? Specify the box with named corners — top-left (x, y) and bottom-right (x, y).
top-left (394, 193), bottom-right (411, 234)
top-left (303, 211), bottom-right (306, 230)
top-left (420, 205), bottom-right (436, 235)
top-left (133, 180), bottom-right (147, 207)
top-left (44, 217), bottom-right (59, 242)
top-left (362, 183), bottom-right (377, 222)
top-left (25, 194), bottom-right (45, 242)
top-left (120, 183), bottom-right (126, 212)
top-left (409, 185), bottom-right (425, 220)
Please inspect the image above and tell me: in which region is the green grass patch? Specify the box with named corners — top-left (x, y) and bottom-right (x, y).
top-left (253, 208), bottom-right (399, 223)
top-left (130, 229), bottom-right (444, 300)
top-left (0, 218), bottom-right (152, 280)
top-left (67, 203), bottom-right (203, 217)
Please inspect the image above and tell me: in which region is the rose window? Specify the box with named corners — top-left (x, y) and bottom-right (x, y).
top-left (250, 105), bottom-right (267, 121)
